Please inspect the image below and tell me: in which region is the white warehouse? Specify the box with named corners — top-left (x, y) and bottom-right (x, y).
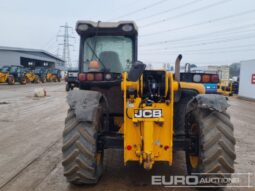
top-left (239, 59), bottom-right (255, 100)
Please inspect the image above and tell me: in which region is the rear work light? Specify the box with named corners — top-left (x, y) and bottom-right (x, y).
top-left (77, 24), bottom-right (89, 32)
top-left (87, 73), bottom-right (94, 81)
top-left (105, 73), bottom-right (112, 80)
top-left (193, 74), bottom-right (201, 83)
top-left (211, 74), bottom-right (219, 83)
top-left (122, 24), bottom-right (133, 32)
top-left (78, 73), bottom-right (86, 81)
top-left (95, 73), bottom-right (103, 81)
top-left (202, 74), bottom-right (210, 83)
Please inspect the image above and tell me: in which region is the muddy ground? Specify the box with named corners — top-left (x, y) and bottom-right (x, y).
top-left (0, 83), bottom-right (254, 191)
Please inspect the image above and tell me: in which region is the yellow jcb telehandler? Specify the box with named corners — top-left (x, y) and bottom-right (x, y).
top-left (62, 21), bottom-right (236, 187)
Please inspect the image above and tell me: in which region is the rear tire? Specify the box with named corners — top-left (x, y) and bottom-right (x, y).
top-left (186, 109), bottom-right (236, 186)
top-left (25, 77), bottom-right (30, 84)
top-left (20, 77), bottom-right (27, 85)
top-left (34, 75), bottom-right (39, 83)
top-left (41, 77), bottom-right (46, 83)
top-left (7, 76), bottom-right (15, 85)
top-left (66, 83), bottom-right (70, 92)
top-left (62, 108), bottom-right (103, 184)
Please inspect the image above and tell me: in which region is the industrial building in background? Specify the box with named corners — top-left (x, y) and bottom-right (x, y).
top-left (239, 59), bottom-right (255, 100)
top-left (0, 46), bottom-right (64, 69)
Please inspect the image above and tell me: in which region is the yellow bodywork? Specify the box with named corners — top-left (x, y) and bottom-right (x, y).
top-left (119, 71), bottom-right (204, 169)
top-left (0, 72), bottom-right (9, 83)
top-left (217, 80), bottom-right (233, 96)
top-left (47, 73), bottom-right (58, 82)
top-left (46, 73), bottom-right (52, 82)
top-left (25, 71), bottom-right (39, 83)
top-left (180, 82), bottom-right (205, 94)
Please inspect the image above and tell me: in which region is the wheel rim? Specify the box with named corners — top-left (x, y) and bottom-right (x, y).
top-left (9, 77), bottom-right (14, 84)
top-left (21, 77), bottom-right (26, 84)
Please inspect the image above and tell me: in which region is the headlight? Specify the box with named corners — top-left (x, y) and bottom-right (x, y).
top-left (122, 24), bottom-right (133, 32)
top-left (193, 74), bottom-right (201, 82)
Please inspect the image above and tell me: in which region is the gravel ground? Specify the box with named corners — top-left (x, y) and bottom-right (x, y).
top-left (0, 83), bottom-right (254, 191)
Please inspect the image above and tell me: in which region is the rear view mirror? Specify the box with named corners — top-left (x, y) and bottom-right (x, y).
top-left (127, 61), bottom-right (146, 82)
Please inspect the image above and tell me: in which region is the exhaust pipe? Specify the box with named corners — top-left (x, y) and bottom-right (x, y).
top-left (175, 54), bottom-right (182, 82)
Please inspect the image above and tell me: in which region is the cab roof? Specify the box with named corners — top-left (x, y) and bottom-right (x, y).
top-left (76, 21), bottom-right (138, 36)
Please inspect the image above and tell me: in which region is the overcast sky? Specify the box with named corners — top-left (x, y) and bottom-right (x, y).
top-left (0, 0), bottom-right (255, 68)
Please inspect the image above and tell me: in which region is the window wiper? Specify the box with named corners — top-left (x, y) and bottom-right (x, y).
top-left (85, 41), bottom-right (108, 72)
top-left (86, 21), bottom-right (109, 72)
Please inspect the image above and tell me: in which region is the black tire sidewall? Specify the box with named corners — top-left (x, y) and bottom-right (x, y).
top-left (66, 84), bottom-right (70, 91)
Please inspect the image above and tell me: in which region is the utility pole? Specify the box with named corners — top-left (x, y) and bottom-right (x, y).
top-left (57, 23), bottom-right (75, 69)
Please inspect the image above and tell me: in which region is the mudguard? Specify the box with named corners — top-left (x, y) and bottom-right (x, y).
top-left (186, 94), bottom-right (230, 113)
top-left (67, 90), bottom-right (102, 122)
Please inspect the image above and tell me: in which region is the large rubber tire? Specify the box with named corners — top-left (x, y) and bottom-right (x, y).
top-left (41, 77), bottom-right (46, 83)
top-left (66, 83), bottom-right (70, 92)
top-left (25, 77), bottom-right (30, 83)
top-left (34, 75), bottom-right (39, 83)
top-left (186, 109), bottom-right (236, 186)
top-left (62, 108), bottom-right (103, 184)
top-left (20, 77), bottom-right (27, 85)
top-left (52, 76), bottom-right (57, 82)
top-left (7, 76), bottom-right (15, 85)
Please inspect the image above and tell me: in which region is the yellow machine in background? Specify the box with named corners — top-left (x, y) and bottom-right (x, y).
top-left (0, 73), bottom-right (8, 83)
top-left (47, 69), bottom-right (61, 82)
top-left (0, 72), bottom-right (9, 83)
top-left (0, 66), bottom-right (10, 83)
top-left (46, 73), bottom-right (53, 82)
top-left (217, 80), bottom-right (233, 96)
top-left (25, 70), bottom-right (39, 83)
